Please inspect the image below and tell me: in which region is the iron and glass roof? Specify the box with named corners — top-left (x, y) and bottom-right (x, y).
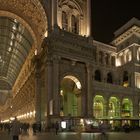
top-left (0, 17), bottom-right (33, 90)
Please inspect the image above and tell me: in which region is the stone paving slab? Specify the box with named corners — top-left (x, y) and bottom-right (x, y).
top-left (1, 131), bottom-right (140, 140)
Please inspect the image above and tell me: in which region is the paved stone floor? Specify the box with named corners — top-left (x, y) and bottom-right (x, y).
top-left (1, 131), bottom-right (140, 140)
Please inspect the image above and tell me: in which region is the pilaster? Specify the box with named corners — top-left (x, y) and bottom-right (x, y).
top-left (86, 63), bottom-right (93, 117)
top-left (87, 0), bottom-right (91, 36)
top-left (52, 0), bottom-right (58, 27)
top-left (45, 57), bottom-right (53, 116)
top-left (133, 97), bottom-right (139, 118)
top-left (34, 57), bottom-right (41, 123)
top-left (53, 55), bottom-right (60, 116)
top-left (103, 97), bottom-right (109, 118)
top-left (81, 87), bottom-right (87, 117)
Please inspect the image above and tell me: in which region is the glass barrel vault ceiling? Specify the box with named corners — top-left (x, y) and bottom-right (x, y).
top-left (0, 17), bottom-right (33, 90)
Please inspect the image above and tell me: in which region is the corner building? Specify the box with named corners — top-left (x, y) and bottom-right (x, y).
top-left (0, 0), bottom-right (140, 129)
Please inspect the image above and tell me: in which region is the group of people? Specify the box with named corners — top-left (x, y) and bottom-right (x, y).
top-left (0, 117), bottom-right (132, 140)
top-left (0, 117), bottom-right (41, 140)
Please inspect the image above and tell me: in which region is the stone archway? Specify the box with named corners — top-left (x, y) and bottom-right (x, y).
top-left (60, 75), bottom-right (82, 116)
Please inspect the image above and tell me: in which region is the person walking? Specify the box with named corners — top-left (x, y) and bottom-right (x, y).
top-left (99, 120), bottom-right (109, 140)
top-left (11, 117), bottom-right (21, 140)
top-left (55, 121), bottom-right (59, 135)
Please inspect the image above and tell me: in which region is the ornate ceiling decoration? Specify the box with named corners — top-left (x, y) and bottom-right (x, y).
top-left (0, 17), bottom-right (33, 90)
top-left (0, 0), bottom-right (48, 45)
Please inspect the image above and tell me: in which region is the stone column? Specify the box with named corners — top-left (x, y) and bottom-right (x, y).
top-left (87, 0), bottom-right (91, 36)
top-left (68, 11), bottom-right (72, 32)
top-left (53, 56), bottom-right (60, 116)
top-left (102, 53), bottom-right (105, 65)
top-left (132, 44), bottom-right (137, 62)
top-left (120, 98), bottom-right (123, 118)
top-left (96, 50), bottom-right (99, 63)
top-left (52, 0), bottom-right (58, 27)
top-left (34, 58), bottom-right (41, 123)
top-left (133, 97), bottom-right (139, 118)
top-left (103, 97), bottom-right (109, 119)
top-left (80, 15), bottom-right (84, 35)
top-left (87, 63), bottom-right (93, 117)
top-left (45, 58), bottom-right (53, 116)
top-left (43, 57), bottom-right (53, 128)
top-left (109, 55), bottom-right (112, 66)
top-left (116, 100), bottom-right (121, 117)
top-left (81, 87), bottom-right (87, 117)
top-left (57, 9), bottom-right (62, 28)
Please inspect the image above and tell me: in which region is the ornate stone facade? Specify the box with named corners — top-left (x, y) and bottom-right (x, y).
top-left (0, 0), bottom-right (140, 129)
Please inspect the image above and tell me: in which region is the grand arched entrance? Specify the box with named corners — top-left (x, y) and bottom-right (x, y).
top-left (60, 75), bottom-right (82, 117)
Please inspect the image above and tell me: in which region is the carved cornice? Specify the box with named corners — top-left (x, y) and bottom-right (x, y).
top-left (46, 30), bottom-right (95, 60)
top-left (112, 26), bottom-right (140, 46)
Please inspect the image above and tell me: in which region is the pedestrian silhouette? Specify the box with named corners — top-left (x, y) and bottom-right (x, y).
top-left (11, 117), bottom-right (21, 140)
top-left (55, 121), bottom-right (59, 135)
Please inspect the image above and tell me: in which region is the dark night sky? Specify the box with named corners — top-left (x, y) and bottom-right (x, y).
top-left (91, 0), bottom-right (140, 44)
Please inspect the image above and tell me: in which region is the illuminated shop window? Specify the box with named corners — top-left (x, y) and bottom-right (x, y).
top-left (93, 95), bottom-right (104, 118)
top-left (121, 98), bottom-right (133, 117)
top-left (108, 97), bottom-right (120, 118)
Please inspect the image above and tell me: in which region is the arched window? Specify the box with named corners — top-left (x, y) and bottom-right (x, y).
top-left (71, 15), bottom-right (79, 34)
top-left (107, 72), bottom-right (113, 83)
top-left (62, 11), bottom-right (68, 31)
top-left (108, 97), bottom-right (120, 118)
top-left (122, 98), bottom-right (133, 117)
top-left (95, 70), bottom-right (101, 82)
top-left (99, 51), bottom-right (103, 64)
top-left (111, 56), bottom-right (115, 66)
top-left (105, 53), bottom-right (109, 65)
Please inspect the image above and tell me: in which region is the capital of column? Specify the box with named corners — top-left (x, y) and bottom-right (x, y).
top-left (96, 50), bottom-right (99, 63)
top-left (46, 57), bottom-right (53, 65)
top-left (35, 71), bottom-right (40, 79)
top-left (53, 55), bottom-right (61, 63)
top-left (86, 63), bottom-right (93, 73)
